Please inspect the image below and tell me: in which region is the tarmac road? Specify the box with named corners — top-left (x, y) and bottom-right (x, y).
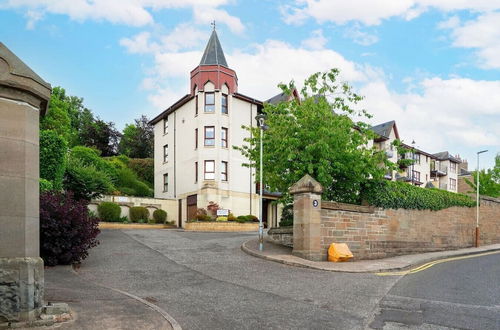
top-left (45, 229), bottom-right (500, 329)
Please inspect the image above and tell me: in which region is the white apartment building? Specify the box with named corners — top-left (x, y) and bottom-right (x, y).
top-left (150, 29), bottom-right (283, 227)
top-left (371, 120), bottom-right (461, 192)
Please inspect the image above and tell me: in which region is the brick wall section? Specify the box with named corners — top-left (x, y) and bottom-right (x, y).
top-left (319, 198), bottom-right (500, 260)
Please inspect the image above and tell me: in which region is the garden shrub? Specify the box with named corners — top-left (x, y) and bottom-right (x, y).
top-left (40, 130), bottom-right (67, 190)
top-left (97, 202), bottom-right (121, 222)
top-left (129, 206), bottom-right (149, 222)
top-left (128, 158), bottom-right (154, 187)
top-left (216, 216), bottom-right (228, 222)
top-left (228, 213), bottom-right (236, 221)
top-left (236, 215), bottom-right (248, 223)
top-left (279, 204), bottom-right (293, 227)
top-left (153, 209), bottom-right (167, 224)
top-left (64, 158), bottom-right (114, 200)
top-left (362, 180), bottom-right (475, 211)
top-left (206, 201), bottom-right (220, 218)
top-left (70, 146), bottom-right (118, 181)
top-left (195, 208), bottom-right (211, 221)
top-left (40, 191), bottom-right (100, 266)
top-left (116, 167), bottom-right (153, 197)
top-left (246, 215), bottom-right (259, 222)
top-left (40, 178), bottom-right (53, 192)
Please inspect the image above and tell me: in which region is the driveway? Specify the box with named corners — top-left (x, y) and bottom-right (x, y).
top-left (45, 229), bottom-right (499, 329)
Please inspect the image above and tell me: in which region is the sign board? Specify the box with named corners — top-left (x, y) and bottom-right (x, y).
top-left (217, 209), bottom-right (229, 216)
top-left (312, 200), bottom-right (319, 208)
top-left (117, 196), bottom-right (129, 203)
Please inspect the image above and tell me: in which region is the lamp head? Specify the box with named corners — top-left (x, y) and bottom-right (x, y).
top-left (477, 150), bottom-right (488, 155)
top-left (255, 114), bottom-right (267, 128)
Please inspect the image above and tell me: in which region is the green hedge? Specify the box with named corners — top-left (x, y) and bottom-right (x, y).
top-left (40, 130), bottom-right (67, 190)
top-left (98, 202), bottom-right (121, 222)
top-left (152, 209), bottom-right (167, 224)
top-left (362, 180), bottom-right (475, 211)
top-left (129, 206), bottom-right (149, 222)
top-left (40, 178), bottom-right (53, 192)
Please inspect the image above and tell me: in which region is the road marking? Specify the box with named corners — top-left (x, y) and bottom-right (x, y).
top-left (375, 250), bottom-right (500, 276)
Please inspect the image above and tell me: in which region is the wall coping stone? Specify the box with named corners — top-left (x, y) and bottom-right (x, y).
top-left (289, 174), bottom-right (323, 195)
top-left (321, 201), bottom-right (375, 213)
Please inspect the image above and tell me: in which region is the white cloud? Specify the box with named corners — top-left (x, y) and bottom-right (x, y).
top-left (301, 29), bottom-right (327, 50)
top-left (441, 12), bottom-right (500, 69)
top-left (343, 24), bottom-right (379, 46)
top-left (282, 0), bottom-right (500, 26)
top-left (2, 0), bottom-right (242, 30)
top-left (360, 77), bottom-right (500, 160)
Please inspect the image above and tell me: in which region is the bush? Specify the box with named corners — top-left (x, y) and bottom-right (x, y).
top-left (195, 208), bottom-right (211, 221)
top-left (128, 158), bottom-right (154, 187)
top-left (246, 215), bottom-right (259, 222)
top-left (362, 180), bottom-right (475, 211)
top-left (129, 206), bottom-right (149, 222)
top-left (279, 204), bottom-right (293, 227)
top-left (64, 158), bottom-right (114, 200)
top-left (40, 191), bottom-right (100, 266)
top-left (98, 202), bottom-right (121, 222)
top-left (70, 146), bottom-right (118, 181)
top-left (116, 167), bottom-right (153, 197)
top-left (216, 216), bottom-right (228, 222)
top-left (228, 213), bottom-right (236, 221)
top-left (40, 130), bottom-right (67, 190)
top-left (153, 209), bottom-right (167, 224)
top-left (236, 215), bottom-right (248, 223)
top-left (40, 178), bottom-right (53, 192)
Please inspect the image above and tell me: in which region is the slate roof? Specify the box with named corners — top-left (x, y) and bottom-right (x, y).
top-left (266, 92), bottom-right (289, 104)
top-left (370, 120), bottom-right (395, 139)
top-left (199, 30), bottom-right (228, 67)
top-left (433, 151), bottom-right (461, 163)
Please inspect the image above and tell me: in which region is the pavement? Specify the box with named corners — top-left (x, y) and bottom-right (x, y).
top-left (41, 229), bottom-right (500, 329)
top-left (241, 238), bottom-right (500, 273)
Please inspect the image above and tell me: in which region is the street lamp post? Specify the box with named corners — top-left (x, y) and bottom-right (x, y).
top-left (255, 114), bottom-right (268, 251)
top-left (475, 149), bottom-right (488, 247)
top-left (411, 140), bottom-right (416, 185)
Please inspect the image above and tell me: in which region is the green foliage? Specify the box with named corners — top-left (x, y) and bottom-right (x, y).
top-left (153, 209), bottom-right (167, 224)
top-left (97, 202), bottom-right (121, 222)
top-left (465, 154), bottom-right (500, 198)
top-left (279, 204), bottom-right (293, 227)
top-left (40, 178), bottom-right (53, 192)
top-left (129, 206), bottom-right (149, 222)
top-left (64, 158), bottom-right (114, 200)
top-left (118, 115), bottom-right (154, 158)
top-left (116, 167), bottom-right (153, 197)
top-left (228, 213), bottom-right (236, 221)
top-left (41, 87), bottom-right (72, 142)
top-left (40, 130), bottom-right (68, 190)
top-left (362, 180), bottom-right (475, 211)
top-left (245, 215), bottom-right (259, 222)
top-left (216, 216), bottom-right (228, 222)
top-left (235, 217), bottom-right (247, 223)
top-left (128, 158), bottom-right (154, 186)
top-left (234, 69), bottom-right (389, 204)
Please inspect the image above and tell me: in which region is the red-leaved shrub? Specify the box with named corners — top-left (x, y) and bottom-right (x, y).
top-left (40, 191), bottom-right (100, 266)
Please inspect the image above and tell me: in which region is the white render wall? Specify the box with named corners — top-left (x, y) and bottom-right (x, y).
top-left (153, 82), bottom-right (266, 224)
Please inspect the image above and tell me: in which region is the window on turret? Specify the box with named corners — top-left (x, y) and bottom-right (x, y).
top-left (163, 173), bottom-right (168, 192)
top-left (222, 94), bottom-right (228, 114)
top-left (163, 117), bottom-right (168, 134)
top-left (205, 92), bottom-right (215, 112)
top-left (204, 160), bottom-right (215, 180)
top-left (221, 127), bottom-right (228, 148)
top-left (204, 126), bottom-right (215, 146)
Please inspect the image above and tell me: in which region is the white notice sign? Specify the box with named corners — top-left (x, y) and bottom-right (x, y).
top-left (217, 209), bottom-right (229, 216)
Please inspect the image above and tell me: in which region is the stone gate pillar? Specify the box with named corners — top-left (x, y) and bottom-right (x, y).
top-left (289, 174), bottom-right (323, 261)
top-left (0, 43), bottom-right (51, 322)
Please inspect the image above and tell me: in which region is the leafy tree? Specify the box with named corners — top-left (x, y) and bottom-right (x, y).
top-left (235, 69), bottom-right (389, 204)
top-left (64, 157), bottom-right (115, 201)
top-left (40, 87), bottom-right (72, 142)
top-left (118, 115), bottom-right (154, 158)
top-left (466, 154), bottom-right (500, 198)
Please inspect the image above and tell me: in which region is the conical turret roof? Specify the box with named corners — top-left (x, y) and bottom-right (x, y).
top-left (199, 30), bottom-right (228, 67)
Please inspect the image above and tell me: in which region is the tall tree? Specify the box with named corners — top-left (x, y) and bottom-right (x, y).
top-left (466, 154), bottom-right (500, 198)
top-left (235, 69), bottom-right (389, 204)
top-left (118, 115), bottom-right (154, 158)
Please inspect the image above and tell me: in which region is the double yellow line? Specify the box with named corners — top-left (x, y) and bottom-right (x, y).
top-left (375, 250), bottom-right (500, 276)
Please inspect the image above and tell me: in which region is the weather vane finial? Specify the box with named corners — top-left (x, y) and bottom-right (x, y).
top-left (211, 20), bottom-right (216, 31)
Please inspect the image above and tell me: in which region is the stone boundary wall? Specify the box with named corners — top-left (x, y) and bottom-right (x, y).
top-left (268, 227), bottom-right (293, 247)
top-left (184, 221), bottom-right (258, 232)
top-left (89, 195), bottom-right (178, 226)
top-left (288, 175), bottom-right (500, 261)
top-left (320, 198), bottom-right (500, 260)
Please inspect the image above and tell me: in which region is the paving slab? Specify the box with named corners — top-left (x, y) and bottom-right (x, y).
top-left (241, 239), bottom-right (500, 273)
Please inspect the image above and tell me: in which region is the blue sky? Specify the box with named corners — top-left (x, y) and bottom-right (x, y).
top-left (1, 0), bottom-right (499, 169)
